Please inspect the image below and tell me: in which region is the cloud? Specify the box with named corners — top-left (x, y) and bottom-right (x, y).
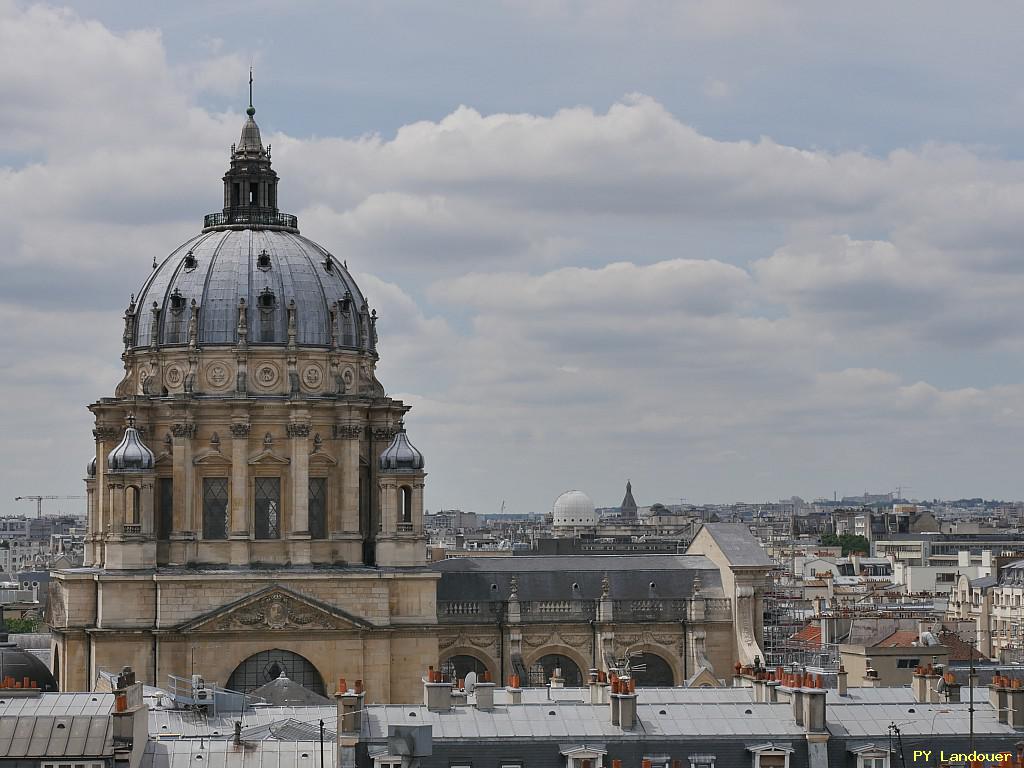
top-left (4, 2), bottom-right (1024, 511)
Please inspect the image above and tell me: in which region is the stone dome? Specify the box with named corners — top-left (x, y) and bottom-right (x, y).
top-left (106, 419), bottom-right (155, 472)
top-left (124, 104), bottom-right (375, 354)
top-left (379, 426), bottom-right (425, 472)
top-left (87, 455), bottom-right (96, 477)
top-left (552, 490), bottom-right (596, 527)
top-left (129, 229), bottom-right (371, 350)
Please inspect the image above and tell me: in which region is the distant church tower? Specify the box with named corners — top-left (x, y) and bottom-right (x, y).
top-left (620, 479), bottom-right (638, 519)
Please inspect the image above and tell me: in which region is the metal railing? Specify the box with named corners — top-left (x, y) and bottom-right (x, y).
top-left (203, 210), bottom-right (299, 230)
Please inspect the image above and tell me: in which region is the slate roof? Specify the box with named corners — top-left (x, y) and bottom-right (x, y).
top-left (361, 701), bottom-right (807, 741)
top-left (250, 676), bottom-right (332, 706)
top-left (694, 524), bottom-right (775, 567)
top-left (0, 715), bottom-right (112, 758)
top-left (0, 692), bottom-right (114, 716)
top-left (433, 555), bottom-right (723, 601)
top-left (141, 739), bottom-right (335, 768)
top-left (149, 705), bottom-right (336, 738)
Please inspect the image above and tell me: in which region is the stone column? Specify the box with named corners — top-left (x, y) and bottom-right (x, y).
top-left (288, 420), bottom-right (311, 566)
top-left (228, 422), bottom-right (250, 536)
top-left (228, 421), bottom-right (250, 565)
top-left (412, 482), bottom-right (425, 531)
top-left (108, 477), bottom-right (125, 534)
top-left (92, 426), bottom-right (118, 564)
top-left (378, 477), bottom-right (395, 534)
top-left (335, 425), bottom-right (361, 534)
top-left (288, 421), bottom-right (311, 536)
top-left (170, 422), bottom-right (196, 565)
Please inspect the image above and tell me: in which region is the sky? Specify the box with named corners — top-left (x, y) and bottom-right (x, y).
top-left (4, 1), bottom-right (1024, 516)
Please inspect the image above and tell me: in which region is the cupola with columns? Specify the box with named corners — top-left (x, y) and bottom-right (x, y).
top-left (375, 424), bottom-right (428, 566)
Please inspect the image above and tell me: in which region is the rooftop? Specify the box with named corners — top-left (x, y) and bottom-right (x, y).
top-left (696, 523), bottom-right (775, 567)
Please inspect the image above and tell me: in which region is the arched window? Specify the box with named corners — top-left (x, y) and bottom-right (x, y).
top-left (400, 485), bottom-right (413, 525)
top-left (530, 654), bottom-right (582, 687)
top-left (628, 651), bottom-right (675, 687)
top-left (125, 486), bottom-right (141, 525)
top-left (441, 654), bottom-right (489, 683)
top-left (226, 649), bottom-right (325, 696)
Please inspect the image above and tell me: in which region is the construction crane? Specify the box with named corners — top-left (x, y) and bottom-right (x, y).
top-left (13, 495), bottom-right (86, 518)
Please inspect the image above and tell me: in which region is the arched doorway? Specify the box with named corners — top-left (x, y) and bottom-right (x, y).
top-left (226, 649), bottom-right (326, 696)
top-left (529, 654), bottom-right (583, 687)
top-left (629, 651), bottom-right (675, 687)
top-left (441, 654), bottom-right (488, 682)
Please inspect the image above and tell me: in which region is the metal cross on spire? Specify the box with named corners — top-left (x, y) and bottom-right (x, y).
top-left (249, 67), bottom-right (253, 109)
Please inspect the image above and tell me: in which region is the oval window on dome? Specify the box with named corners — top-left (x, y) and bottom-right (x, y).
top-left (258, 288), bottom-right (276, 310)
top-left (183, 250), bottom-right (197, 271)
top-left (169, 290), bottom-right (186, 312)
top-left (257, 250), bottom-right (272, 271)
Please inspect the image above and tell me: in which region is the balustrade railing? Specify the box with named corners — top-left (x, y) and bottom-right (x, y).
top-left (704, 598), bottom-right (733, 620)
top-left (438, 597), bottom-right (734, 623)
top-left (203, 210), bottom-right (299, 230)
top-left (123, 524), bottom-right (142, 535)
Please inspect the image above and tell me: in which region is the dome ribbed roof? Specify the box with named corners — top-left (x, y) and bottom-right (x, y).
top-left (87, 455), bottom-right (96, 477)
top-left (379, 426), bottom-right (425, 472)
top-left (107, 420), bottom-right (155, 472)
top-left (130, 229), bottom-right (372, 350)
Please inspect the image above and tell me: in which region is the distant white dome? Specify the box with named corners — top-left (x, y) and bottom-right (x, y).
top-left (553, 490), bottom-right (596, 527)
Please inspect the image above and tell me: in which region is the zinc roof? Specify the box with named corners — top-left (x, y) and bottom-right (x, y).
top-left (149, 706), bottom-right (336, 739)
top-left (142, 739), bottom-right (335, 768)
top-left (0, 692), bottom-right (114, 716)
top-left (0, 715), bottom-right (112, 757)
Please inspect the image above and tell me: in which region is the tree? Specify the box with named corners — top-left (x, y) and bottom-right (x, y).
top-left (4, 617), bottom-right (41, 633)
top-left (820, 532), bottom-right (870, 556)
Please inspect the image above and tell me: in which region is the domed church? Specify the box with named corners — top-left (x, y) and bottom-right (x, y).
top-left (48, 96), bottom-right (776, 701)
top-left (48, 97), bottom-right (437, 697)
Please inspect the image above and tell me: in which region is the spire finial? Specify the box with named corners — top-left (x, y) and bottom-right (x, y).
top-left (247, 67), bottom-right (255, 117)
top-left (126, 413), bottom-right (136, 429)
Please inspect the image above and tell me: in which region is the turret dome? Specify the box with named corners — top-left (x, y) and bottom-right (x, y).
top-left (379, 425), bottom-right (425, 472)
top-left (106, 417), bottom-right (155, 472)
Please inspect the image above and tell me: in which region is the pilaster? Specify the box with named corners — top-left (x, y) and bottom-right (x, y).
top-left (288, 418), bottom-right (311, 565)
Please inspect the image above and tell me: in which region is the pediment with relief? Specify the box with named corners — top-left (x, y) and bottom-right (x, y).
top-left (178, 585), bottom-right (372, 633)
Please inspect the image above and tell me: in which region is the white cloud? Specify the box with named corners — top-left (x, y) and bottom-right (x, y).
top-left (4, 2), bottom-right (1024, 511)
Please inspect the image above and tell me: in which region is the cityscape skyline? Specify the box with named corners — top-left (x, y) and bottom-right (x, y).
top-left (5, 3), bottom-right (1024, 513)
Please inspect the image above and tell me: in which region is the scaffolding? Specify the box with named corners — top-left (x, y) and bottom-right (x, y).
top-left (763, 586), bottom-right (838, 670)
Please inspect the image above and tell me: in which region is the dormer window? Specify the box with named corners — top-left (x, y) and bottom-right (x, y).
top-left (169, 290), bottom-right (186, 312)
top-left (183, 250), bottom-right (197, 271)
top-left (258, 288), bottom-right (276, 310)
top-left (257, 250), bottom-right (272, 271)
top-left (322, 256), bottom-right (333, 273)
